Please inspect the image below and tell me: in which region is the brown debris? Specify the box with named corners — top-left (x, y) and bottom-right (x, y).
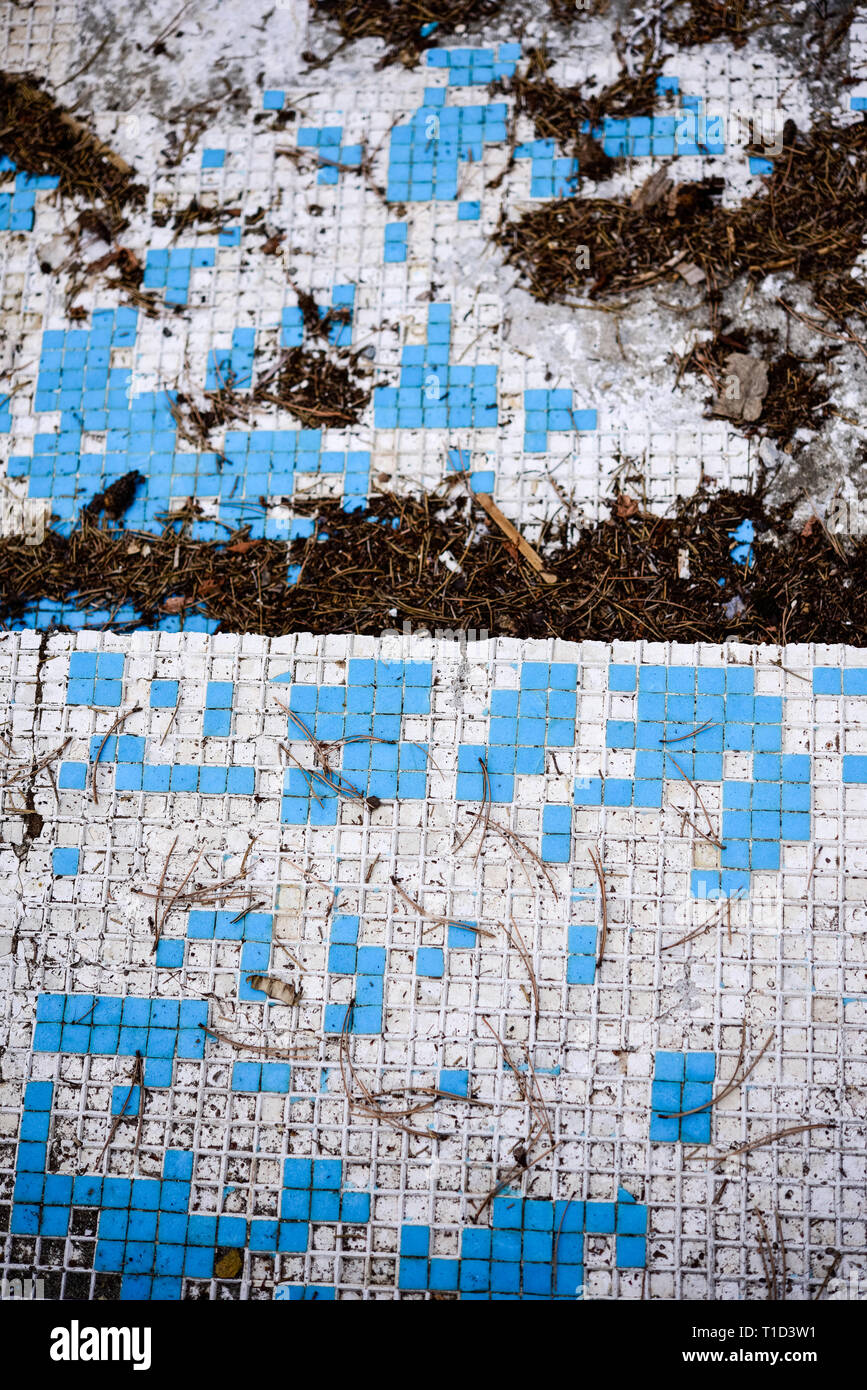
top-left (499, 45), bottom-right (667, 183)
top-left (170, 340), bottom-right (373, 446)
top-left (259, 346), bottom-right (370, 428)
top-left (681, 327), bottom-right (831, 446)
top-left (311, 0), bottom-right (506, 68)
top-left (663, 0), bottom-right (790, 49)
top-left (630, 168), bottom-right (672, 213)
top-left (711, 352), bottom-right (769, 423)
top-left (0, 71), bottom-right (144, 232)
top-left (496, 118), bottom-right (867, 324)
top-left (214, 1249), bottom-right (243, 1280)
top-left (153, 196), bottom-right (242, 237)
top-left (246, 974), bottom-right (302, 1007)
top-left (85, 470), bottom-right (145, 520)
top-left (5, 482), bottom-right (867, 645)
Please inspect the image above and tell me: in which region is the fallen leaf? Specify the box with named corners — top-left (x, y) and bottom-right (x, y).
top-left (724, 594), bottom-right (747, 619)
top-left (247, 973), bottom-right (302, 1007)
top-left (214, 1249), bottom-right (243, 1279)
top-left (676, 262), bottom-right (706, 286)
top-left (615, 493), bottom-right (640, 519)
top-left (631, 167), bottom-right (672, 212)
top-left (712, 352), bottom-right (769, 423)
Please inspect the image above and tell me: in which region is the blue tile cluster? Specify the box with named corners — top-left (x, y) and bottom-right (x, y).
top-left (297, 126), bottom-right (362, 184)
top-left (220, 428), bottom-right (369, 522)
top-left (32, 308), bottom-right (137, 416)
top-left (386, 95), bottom-right (508, 202)
top-left (12, 1076), bottom-right (372, 1298)
top-left (142, 247), bottom-right (216, 304)
top-left (446, 445), bottom-right (494, 493)
top-left (11, 385), bottom-right (169, 529)
top-left (203, 679), bottom-right (234, 736)
top-left (60, 731), bottom-right (255, 799)
top-left (61, 663), bottom-right (256, 799)
top-left (0, 157), bottom-right (59, 230)
top-left (510, 87), bottom-right (724, 198)
top-left (384, 221), bottom-right (408, 262)
top-left (180, 910), bottom-right (273, 1003)
top-left (399, 1187), bottom-right (645, 1297)
top-left (281, 285), bottom-right (355, 348)
top-left (65, 650), bottom-right (125, 705)
top-left (32, 993), bottom-right (207, 1063)
top-left (279, 1158), bottom-right (371, 1233)
top-left (598, 113), bottom-right (697, 159)
top-left (325, 916), bottom-right (386, 1034)
top-left (201, 148), bottom-right (225, 169)
top-left (523, 389), bottom-right (597, 452)
top-left (576, 664), bottom-right (811, 898)
top-left (278, 659), bottom-right (432, 824)
top-left (231, 1060), bottom-right (291, 1093)
top-left (513, 140), bottom-right (580, 198)
top-left (458, 661), bottom-right (578, 804)
top-left (541, 805), bottom-right (571, 863)
top-left (813, 667), bottom-right (867, 695)
top-left (650, 1051), bottom-right (716, 1144)
top-left (374, 304), bottom-right (497, 429)
top-left (12, 304), bottom-right (372, 534)
top-left (206, 329), bottom-right (255, 389)
top-left (566, 924), bottom-right (598, 984)
top-left (669, 95), bottom-right (727, 157)
top-left (425, 43), bottom-right (521, 84)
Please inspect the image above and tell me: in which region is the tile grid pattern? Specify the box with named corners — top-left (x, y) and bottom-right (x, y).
top-left (0, 632), bottom-right (864, 1298)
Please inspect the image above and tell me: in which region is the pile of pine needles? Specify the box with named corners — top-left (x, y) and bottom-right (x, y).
top-left (171, 339), bottom-right (372, 449)
top-left (496, 117), bottom-right (867, 323)
top-left (0, 71), bottom-right (144, 231)
top-left (310, 0), bottom-right (505, 66)
top-left (503, 43), bottom-right (665, 176)
top-left (3, 485), bottom-right (867, 645)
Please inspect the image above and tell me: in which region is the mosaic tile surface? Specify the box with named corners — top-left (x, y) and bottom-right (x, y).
top-left (1, 1), bottom-right (866, 1303)
top-left (1, 632), bottom-right (865, 1299)
top-left (0, 0), bottom-right (838, 552)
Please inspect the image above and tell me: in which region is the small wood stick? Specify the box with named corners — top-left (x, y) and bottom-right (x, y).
top-left (474, 492), bottom-right (558, 584)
